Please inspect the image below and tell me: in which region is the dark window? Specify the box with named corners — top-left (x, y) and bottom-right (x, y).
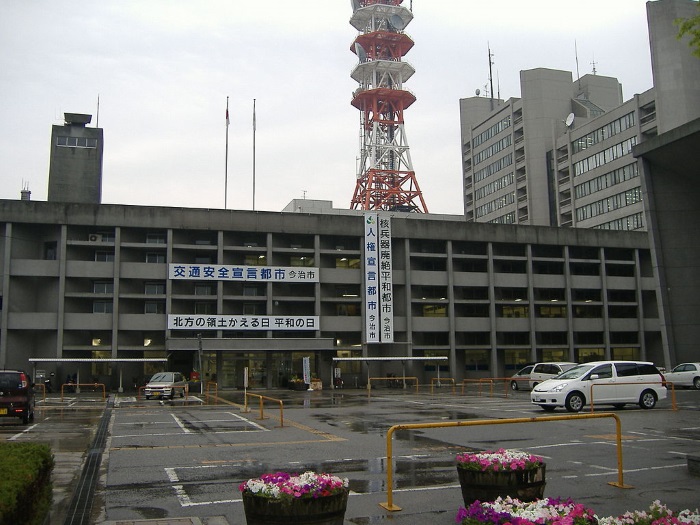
top-left (615, 363), bottom-right (639, 377)
top-left (591, 364), bottom-right (613, 379)
top-left (637, 363), bottom-right (661, 376)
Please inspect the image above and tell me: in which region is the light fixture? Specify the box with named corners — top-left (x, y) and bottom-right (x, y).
top-left (144, 338), bottom-right (152, 347)
top-left (91, 338), bottom-right (101, 346)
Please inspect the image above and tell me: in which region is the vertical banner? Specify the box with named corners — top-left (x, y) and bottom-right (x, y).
top-left (378, 215), bottom-right (394, 342)
top-left (302, 356), bottom-right (311, 385)
top-left (364, 212), bottom-right (380, 343)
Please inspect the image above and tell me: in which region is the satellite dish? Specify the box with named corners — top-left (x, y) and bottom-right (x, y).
top-left (475, 88), bottom-right (481, 96)
top-left (351, 0), bottom-right (360, 11)
top-left (355, 42), bottom-right (368, 63)
top-left (565, 113), bottom-right (575, 127)
top-left (389, 14), bottom-right (406, 30)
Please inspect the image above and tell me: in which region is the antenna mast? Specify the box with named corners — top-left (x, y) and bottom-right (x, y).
top-left (349, 0), bottom-right (427, 213)
top-left (488, 43), bottom-right (495, 111)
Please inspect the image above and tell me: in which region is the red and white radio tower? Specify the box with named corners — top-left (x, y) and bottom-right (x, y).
top-left (349, 0), bottom-right (428, 213)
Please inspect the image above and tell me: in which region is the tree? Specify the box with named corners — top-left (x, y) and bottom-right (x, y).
top-left (676, 4), bottom-right (700, 58)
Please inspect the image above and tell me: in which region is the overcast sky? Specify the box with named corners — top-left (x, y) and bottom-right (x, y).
top-left (0, 1), bottom-right (655, 216)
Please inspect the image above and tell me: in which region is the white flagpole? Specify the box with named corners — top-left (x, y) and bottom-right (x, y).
top-left (253, 99), bottom-right (256, 211)
top-left (225, 96), bottom-right (230, 209)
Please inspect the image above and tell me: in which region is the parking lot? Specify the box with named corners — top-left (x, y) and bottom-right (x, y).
top-left (2, 387), bottom-right (700, 524)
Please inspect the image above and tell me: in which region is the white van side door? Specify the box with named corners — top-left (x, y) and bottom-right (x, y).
top-left (587, 363), bottom-right (616, 405)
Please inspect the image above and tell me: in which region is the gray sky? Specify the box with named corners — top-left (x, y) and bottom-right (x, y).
top-left (0, 1), bottom-right (654, 215)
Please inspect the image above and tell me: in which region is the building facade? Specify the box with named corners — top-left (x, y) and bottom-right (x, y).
top-left (460, 70), bottom-right (627, 227)
top-left (0, 199), bottom-right (665, 390)
top-left (459, 0), bottom-right (699, 230)
top-left (47, 113), bottom-right (104, 204)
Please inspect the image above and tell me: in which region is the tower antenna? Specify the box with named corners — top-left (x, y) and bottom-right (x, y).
top-left (348, 0), bottom-right (427, 213)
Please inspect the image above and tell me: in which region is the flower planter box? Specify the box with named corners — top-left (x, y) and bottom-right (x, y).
top-left (242, 490), bottom-right (348, 525)
top-left (457, 464), bottom-right (546, 505)
top-left (289, 382), bottom-right (309, 391)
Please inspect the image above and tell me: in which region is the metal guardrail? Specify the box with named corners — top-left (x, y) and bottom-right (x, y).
top-left (61, 382), bottom-right (106, 401)
top-left (367, 377), bottom-right (419, 394)
top-left (33, 383), bottom-right (47, 401)
top-left (430, 377), bottom-right (456, 394)
top-left (380, 412), bottom-right (630, 512)
top-left (244, 393), bottom-right (285, 428)
top-left (204, 381), bottom-right (219, 404)
top-left (460, 378), bottom-right (494, 396)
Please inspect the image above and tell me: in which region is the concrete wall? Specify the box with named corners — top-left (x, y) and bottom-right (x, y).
top-left (647, 0), bottom-right (700, 133)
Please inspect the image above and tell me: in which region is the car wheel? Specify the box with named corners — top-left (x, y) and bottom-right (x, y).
top-left (510, 381), bottom-right (519, 391)
top-left (693, 377), bottom-right (700, 390)
top-left (145, 395), bottom-right (151, 400)
top-left (639, 389), bottom-right (657, 409)
top-left (540, 405), bottom-right (556, 412)
top-left (565, 392), bottom-right (585, 412)
top-left (531, 382), bottom-right (539, 389)
top-left (21, 412), bottom-right (29, 424)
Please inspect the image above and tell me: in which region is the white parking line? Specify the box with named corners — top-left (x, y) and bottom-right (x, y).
top-left (111, 411), bottom-right (269, 439)
top-left (171, 413), bottom-right (191, 433)
top-left (8, 423), bottom-right (39, 441)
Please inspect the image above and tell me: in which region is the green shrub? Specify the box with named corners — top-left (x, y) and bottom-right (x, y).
top-left (0, 443), bottom-right (54, 525)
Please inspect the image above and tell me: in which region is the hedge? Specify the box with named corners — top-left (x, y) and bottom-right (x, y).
top-left (0, 443), bottom-right (54, 525)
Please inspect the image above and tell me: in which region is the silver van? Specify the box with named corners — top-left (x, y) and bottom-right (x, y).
top-left (530, 360), bottom-right (666, 412)
top-left (528, 362), bottom-right (577, 389)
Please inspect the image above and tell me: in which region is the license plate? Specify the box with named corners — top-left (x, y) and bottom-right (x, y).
top-left (152, 392), bottom-right (161, 397)
top-left (0, 408), bottom-right (7, 415)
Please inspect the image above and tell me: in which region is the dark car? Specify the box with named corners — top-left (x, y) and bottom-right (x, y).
top-left (0, 370), bottom-right (35, 424)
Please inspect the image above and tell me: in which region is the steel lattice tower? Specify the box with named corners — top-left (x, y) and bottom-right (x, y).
top-left (349, 0), bottom-right (428, 213)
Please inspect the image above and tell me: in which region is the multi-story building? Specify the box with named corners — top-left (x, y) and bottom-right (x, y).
top-left (0, 198), bottom-right (665, 390)
top-left (460, 70), bottom-right (626, 227)
top-left (459, 0), bottom-right (699, 230)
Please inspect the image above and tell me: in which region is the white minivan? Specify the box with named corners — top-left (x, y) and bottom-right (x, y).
top-left (530, 360), bottom-right (666, 412)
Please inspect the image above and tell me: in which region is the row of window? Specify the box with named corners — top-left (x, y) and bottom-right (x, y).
top-left (593, 212), bottom-right (645, 231)
top-left (487, 211), bottom-right (516, 224)
top-left (575, 187), bottom-right (643, 222)
top-left (472, 115), bottom-right (512, 148)
top-left (574, 162), bottom-right (638, 199)
top-left (474, 153), bottom-right (513, 183)
top-left (573, 137), bottom-right (637, 177)
top-left (475, 192), bottom-right (515, 218)
top-left (473, 135), bottom-right (512, 166)
top-left (475, 172), bottom-right (515, 201)
top-left (56, 136), bottom-right (98, 149)
top-left (571, 112), bottom-right (636, 154)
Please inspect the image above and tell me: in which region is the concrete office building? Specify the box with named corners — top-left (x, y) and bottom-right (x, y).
top-left (47, 113), bottom-right (104, 204)
top-left (460, 70), bottom-right (627, 227)
top-left (459, 0), bottom-right (699, 230)
top-left (0, 199), bottom-right (664, 391)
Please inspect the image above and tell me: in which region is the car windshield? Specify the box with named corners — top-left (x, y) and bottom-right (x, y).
top-left (150, 372), bottom-right (173, 382)
top-left (556, 364), bottom-right (595, 380)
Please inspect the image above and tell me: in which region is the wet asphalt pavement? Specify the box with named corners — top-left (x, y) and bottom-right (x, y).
top-left (4, 386), bottom-right (700, 524)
